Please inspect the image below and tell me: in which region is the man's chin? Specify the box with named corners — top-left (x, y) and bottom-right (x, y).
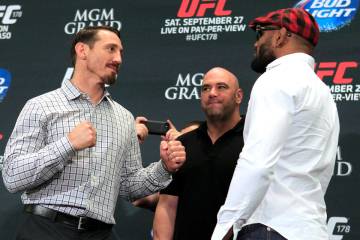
top-left (251, 58), bottom-right (266, 73)
top-left (104, 75), bottom-right (117, 86)
top-left (206, 110), bottom-right (225, 120)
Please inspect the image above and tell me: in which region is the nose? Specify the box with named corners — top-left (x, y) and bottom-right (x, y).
top-left (114, 51), bottom-right (122, 65)
top-left (209, 87), bottom-right (218, 97)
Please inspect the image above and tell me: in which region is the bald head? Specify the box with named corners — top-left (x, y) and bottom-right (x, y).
top-left (203, 67), bottom-right (240, 89)
top-left (201, 67), bottom-right (243, 123)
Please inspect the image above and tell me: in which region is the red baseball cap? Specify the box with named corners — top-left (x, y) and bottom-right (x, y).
top-left (248, 8), bottom-right (320, 46)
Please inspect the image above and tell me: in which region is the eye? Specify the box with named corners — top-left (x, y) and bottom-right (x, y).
top-left (108, 46), bottom-right (116, 52)
top-left (201, 86), bottom-right (210, 92)
top-left (217, 84), bottom-right (228, 90)
top-left (256, 30), bottom-right (263, 41)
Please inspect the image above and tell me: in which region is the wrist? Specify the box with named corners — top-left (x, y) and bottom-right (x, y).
top-left (161, 160), bottom-right (173, 173)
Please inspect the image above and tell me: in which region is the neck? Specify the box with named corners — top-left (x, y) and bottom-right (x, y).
top-left (275, 44), bottom-right (312, 59)
top-left (206, 113), bottom-right (241, 144)
top-left (71, 70), bottom-right (105, 104)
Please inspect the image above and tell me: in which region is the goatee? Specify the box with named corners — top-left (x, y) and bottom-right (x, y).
top-left (251, 44), bottom-right (276, 73)
top-left (105, 74), bottom-right (117, 86)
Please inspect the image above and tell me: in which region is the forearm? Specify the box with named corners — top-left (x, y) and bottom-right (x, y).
top-left (122, 161), bottom-right (171, 201)
top-left (119, 127), bottom-right (172, 201)
top-left (153, 195), bottom-right (178, 240)
top-left (2, 136), bottom-right (75, 193)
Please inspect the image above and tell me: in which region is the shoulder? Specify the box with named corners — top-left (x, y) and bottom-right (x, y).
top-left (28, 88), bottom-right (64, 106)
top-left (253, 63), bottom-right (313, 99)
top-left (177, 125), bottom-right (203, 144)
top-left (21, 88), bottom-right (63, 112)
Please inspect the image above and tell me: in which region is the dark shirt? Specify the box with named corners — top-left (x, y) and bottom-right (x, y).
top-left (161, 117), bottom-right (245, 240)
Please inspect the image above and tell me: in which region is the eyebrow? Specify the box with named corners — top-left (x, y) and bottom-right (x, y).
top-left (202, 82), bottom-right (229, 87)
top-left (105, 43), bottom-right (121, 48)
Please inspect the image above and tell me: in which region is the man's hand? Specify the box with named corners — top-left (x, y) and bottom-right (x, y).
top-left (67, 121), bottom-right (96, 150)
top-left (160, 140), bottom-right (186, 173)
top-left (162, 120), bottom-right (181, 141)
top-left (135, 116), bottom-right (149, 144)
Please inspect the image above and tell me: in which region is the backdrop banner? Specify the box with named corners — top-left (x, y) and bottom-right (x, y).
top-left (0, 0), bottom-right (359, 239)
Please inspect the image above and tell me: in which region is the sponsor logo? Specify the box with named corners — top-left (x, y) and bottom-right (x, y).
top-left (0, 68), bottom-right (11, 102)
top-left (328, 216), bottom-right (351, 239)
top-left (315, 61), bottom-right (360, 102)
top-left (334, 146), bottom-right (352, 177)
top-left (177, 0), bottom-right (232, 17)
top-left (0, 4), bottom-right (23, 40)
top-left (64, 8), bottom-right (122, 35)
top-left (295, 0), bottom-right (359, 32)
top-left (165, 73), bottom-right (203, 100)
top-left (161, 0), bottom-right (246, 41)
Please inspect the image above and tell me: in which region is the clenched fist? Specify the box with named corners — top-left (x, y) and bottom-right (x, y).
top-left (67, 121), bottom-right (96, 150)
top-left (160, 140), bottom-right (186, 173)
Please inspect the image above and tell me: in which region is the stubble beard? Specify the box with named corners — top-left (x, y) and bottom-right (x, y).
top-left (202, 100), bottom-right (236, 123)
top-left (251, 42), bottom-right (276, 74)
top-left (104, 73), bottom-right (117, 86)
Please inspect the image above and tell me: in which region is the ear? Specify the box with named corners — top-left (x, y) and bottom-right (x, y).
top-left (74, 42), bottom-right (88, 61)
top-left (273, 27), bottom-right (289, 48)
top-left (235, 88), bottom-right (243, 104)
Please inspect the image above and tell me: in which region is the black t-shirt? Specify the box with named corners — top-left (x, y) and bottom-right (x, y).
top-left (161, 117), bottom-right (245, 240)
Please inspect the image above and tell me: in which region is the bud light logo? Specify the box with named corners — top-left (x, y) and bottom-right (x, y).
top-left (295, 0), bottom-right (359, 32)
top-left (0, 68), bottom-right (11, 102)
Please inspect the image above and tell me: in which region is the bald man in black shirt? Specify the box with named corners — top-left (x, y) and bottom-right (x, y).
top-left (153, 67), bottom-right (245, 240)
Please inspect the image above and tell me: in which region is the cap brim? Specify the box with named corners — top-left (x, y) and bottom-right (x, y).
top-left (248, 18), bottom-right (277, 30)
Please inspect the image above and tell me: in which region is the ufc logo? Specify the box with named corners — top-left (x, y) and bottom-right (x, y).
top-left (0, 5), bottom-right (22, 24)
top-left (315, 61), bottom-right (358, 84)
top-left (177, 0), bottom-right (231, 18)
top-left (327, 217), bottom-right (350, 240)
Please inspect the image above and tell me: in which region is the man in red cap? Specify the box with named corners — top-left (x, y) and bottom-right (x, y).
top-left (212, 8), bottom-right (340, 240)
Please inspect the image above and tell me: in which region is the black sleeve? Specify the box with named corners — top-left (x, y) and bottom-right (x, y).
top-left (160, 170), bottom-right (180, 196)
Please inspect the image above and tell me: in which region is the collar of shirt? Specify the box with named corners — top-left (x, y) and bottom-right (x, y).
top-left (198, 116), bottom-right (245, 136)
top-left (61, 79), bottom-right (110, 102)
top-left (266, 52), bottom-right (315, 72)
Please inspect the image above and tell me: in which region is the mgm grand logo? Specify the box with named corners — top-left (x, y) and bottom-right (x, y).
top-left (165, 73), bottom-right (203, 100)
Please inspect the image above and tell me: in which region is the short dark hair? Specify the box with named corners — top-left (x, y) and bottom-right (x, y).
top-left (70, 26), bottom-right (121, 66)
